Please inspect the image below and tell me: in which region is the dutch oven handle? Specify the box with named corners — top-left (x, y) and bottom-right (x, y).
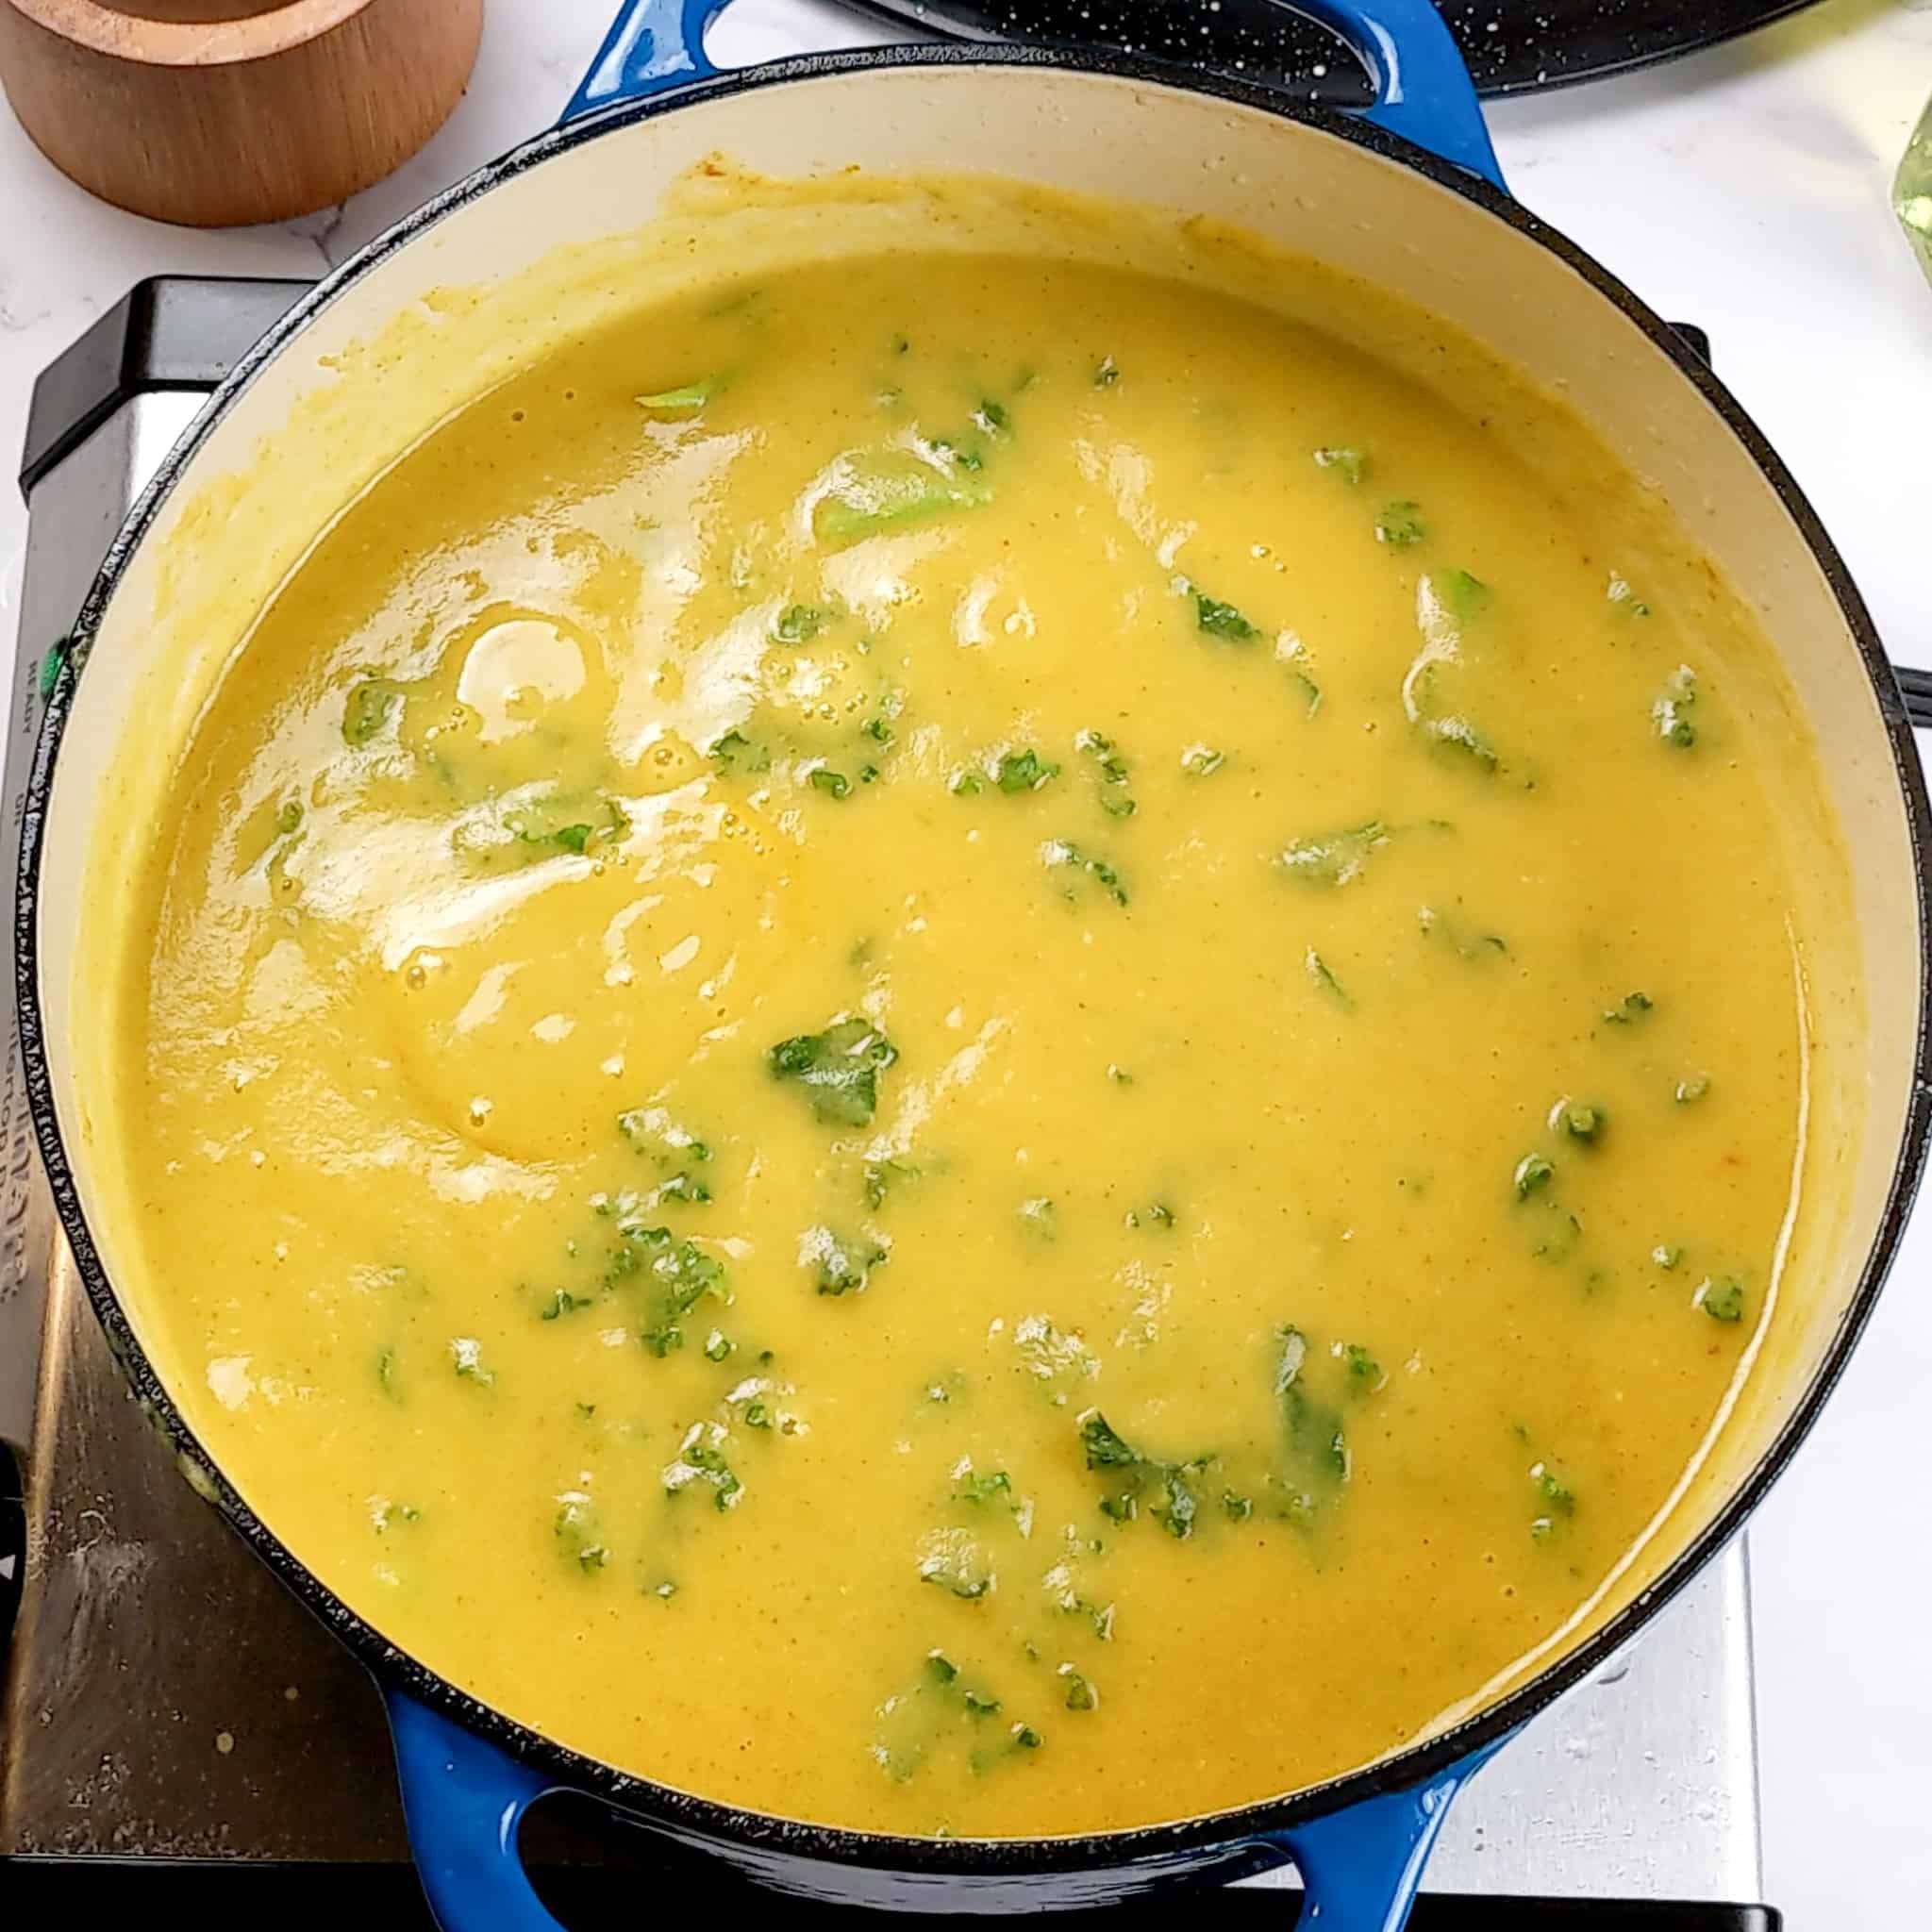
top-left (385, 5), bottom-right (1507, 1930)
top-left (390, 1679), bottom-right (1503, 1931)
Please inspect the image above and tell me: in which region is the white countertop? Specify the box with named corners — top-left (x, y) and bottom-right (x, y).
top-left (2, 1), bottom-right (1927, 1923)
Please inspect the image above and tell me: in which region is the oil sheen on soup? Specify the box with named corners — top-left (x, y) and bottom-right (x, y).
top-left (109, 230), bottom-right (1818, 1838)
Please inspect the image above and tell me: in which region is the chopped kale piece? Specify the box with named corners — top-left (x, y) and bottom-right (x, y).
top-left (769, 1016), bottom-right (898, 1127)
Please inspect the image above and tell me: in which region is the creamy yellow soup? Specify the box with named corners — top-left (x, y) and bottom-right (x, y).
top-left (101, 209), bottom-right (1835, 1839)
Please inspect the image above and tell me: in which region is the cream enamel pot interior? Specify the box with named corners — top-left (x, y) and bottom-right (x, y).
top-left (16, 2), bottom-right (1931, 1925)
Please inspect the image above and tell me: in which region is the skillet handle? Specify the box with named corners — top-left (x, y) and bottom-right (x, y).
top-left (387, 1689), bottom-right (569, 1932)
top-left (1894, 663), bottom-right (1932, 730)
top-left (1261, 1747), bottom-right (1495, 1929)
top-left (558, 0), bottom-right (1506, 192)
top-left (561, 0), bottom-right (725, 122)
top-left (1288, 0), bottom-right (1503, 189)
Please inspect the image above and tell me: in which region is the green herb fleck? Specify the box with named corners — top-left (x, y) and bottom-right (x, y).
top-left (1341, 1343), bottom-right (1382, 1388)
top-left (1674, 1074), bottom-right (1711, 1105)
top-left (1094, 356), bottom-right (1121, 388)
top-left (774, 603), bottom-right (831, 644)
top-left (1603, 991), bottom-right (1655, 1025)
top-left (1222, 1491), bottom-right (1255, 1522)
top-left (995, 748), bottom-right (1059, 793)
top-left (1041, 840), bottom-right (1128, 907)
top-left (918, 1529), bottom-right (993, 1599)
top-left (1313, 446), bottom-right (1366, 485)
top-left (709, 728), bottom-right (771, 774)
top-left (1180, 744), bottom-right (1225, 777)
top-left (1418, 713), bottom-right (1500, 772)
top-left (929, 437), bottom-right (985, 473)
top-left (1274, 1327), bottom-right (1349, 1525)
top-left (636, 378), bottom-right (720, 410)
top-left (1075, 729), bottom-right (1135, 817)
top-left (1653, 665), bottom-right (1698, 747)
top-left (1060, 1668), bottom-right (1098, 1712)
top-left (1305, 947), bottom-right (1353, 1010)
top-left (635, 1238), bottom-right (727, 1357)
top-left (953, 1467), bottom-right (1013, 1506)
top-left (1280, 820), bottom-right (1388, 888)
top-left (1078, 1411), bottom-right (1209, 1540)
top-left (618, 1108), bottom-right (713, 1204)
top-left (1437, 568), bottom-right (1491, 620)
top-left (1652, 1244), bottom-right (1685, 1271)
top-left (504, 797), bottom-right (625, 857)
top-left (1532, 1463), bottom-right (1575, 1513)
top-left (1528, 1460), bottom-right (1576, 1540)
top-left (449, 1337), bottom-right (493, 1385)
top-left (1079, 1412), bottom-right (1141, 1470)
top-left (554, 1496), bottom-right (608, 1573)
top-left (663, 1424), bottom-right (742, 1510)
top-left (1018, 1197), bottom-right (1057, 1240)
top-left (1375, 501), bottom-right (1426, 547)
top-left (1514, 1153), bottom-right (1556, 1200)
top-left (816, 466), bottom-right (992, 544)
top-left (808, 768), bottom-right (852, 800)
top-left (1555, 1101), bottom-right (1604, 1144)
top-left (540, 1290), bottom-right (593, 1321)
top-left (863, 1158), bottom-right (920, 1211)
top-left (807, 1225), bottom-right (889, 1297)
top-left (1699, 1276), bottom-right (1745, 1323)
top-left (342, 679), bottom-right (400, 745)
top-left (703, 1330), bottom-right (734, 1362)
top-left (1194, 592), bottom-right (1259, 642)
top-left (1608, 574), bottom-right (1652, 617)
top-left (1155, 1463), bottom-right (1207, 1541)
top-left (768, 1015), bottom-right (898, 1127)
top-left (1418, 907), bottom-right (1508, 960)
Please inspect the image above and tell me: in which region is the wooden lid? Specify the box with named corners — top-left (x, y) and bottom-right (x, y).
top-left (0, 0), bottom-right (485, 227)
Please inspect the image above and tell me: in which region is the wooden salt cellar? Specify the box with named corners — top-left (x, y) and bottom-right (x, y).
top-left (0, 0), bottom-right (484, 227)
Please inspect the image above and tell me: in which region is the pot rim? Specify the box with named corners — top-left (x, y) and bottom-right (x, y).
top-left (17, 39), bottom-right (1932, 1879)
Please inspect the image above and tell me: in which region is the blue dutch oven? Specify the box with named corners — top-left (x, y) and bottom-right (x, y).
top-left (17, 3), bottom-right (1930, 1928)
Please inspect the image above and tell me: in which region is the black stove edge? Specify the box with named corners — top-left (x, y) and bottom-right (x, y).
top-left (0, 1861), bottom-right (1782, 1927)
top-left (18, 277), bottom-right (316, 500)
top-left (13, 275), bottom-right (1717, 504)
